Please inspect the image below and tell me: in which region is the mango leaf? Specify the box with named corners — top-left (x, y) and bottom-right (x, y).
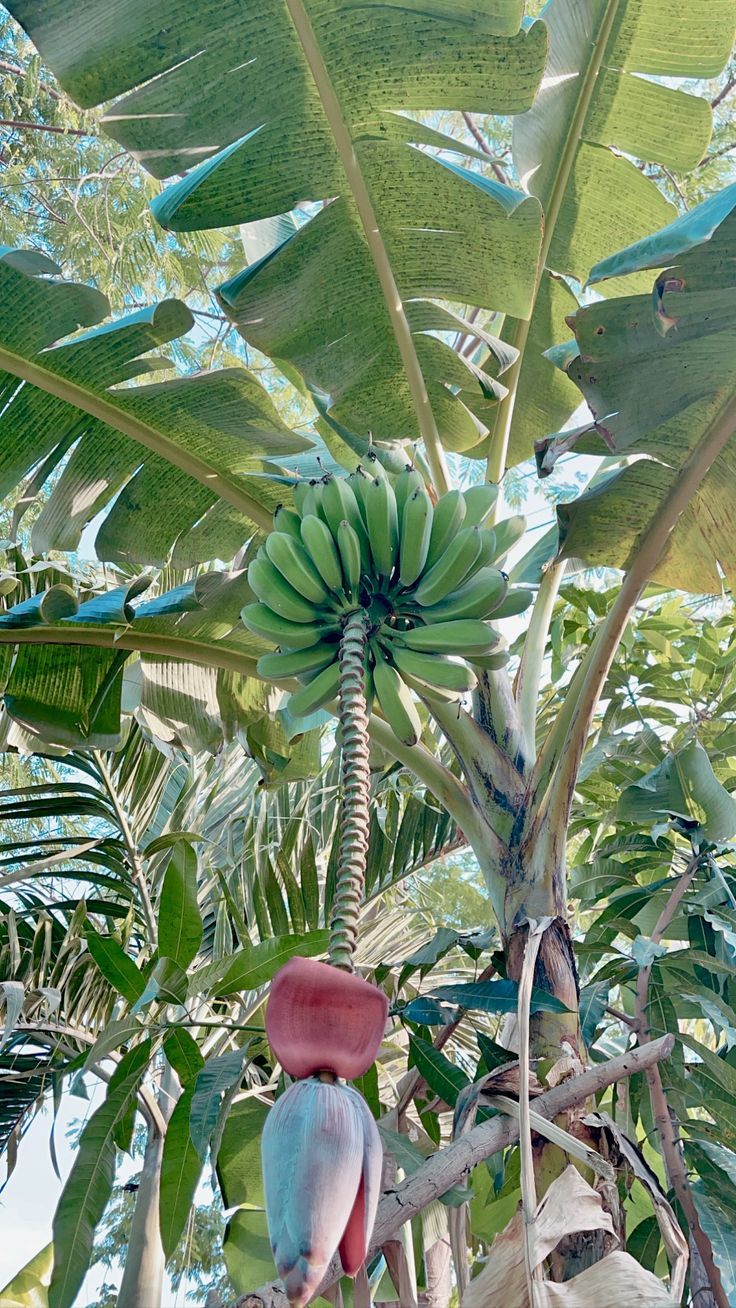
top-left (216, 1096), bottom-right (270, 1210)
top-left (158, 841), bottom-right (203, 970)
top-left (0, 1243), bottom-right (54, 1308)
top-left (192, 929), bottom-right (329, 999)
top-left (542, 184), bottom-right (736, 594)
top-left (163, 1029), bottom-right (205, 1089)
top-left (223, 1208), bottom-right (275, 1295)
top-left (617, 741), bottom-right (736, 842)
top-left (132, 957), bottom-right (189, 1012)
top-left (409, 1035), bottom-right (470, 1108)
top-left (84, 926), bottom-right (145, 1006)
top-left (690, 1183), bottom-right (736, 1303)
top-left (190, 1047), bottom-right (250, 1162)
top-left (401, 997), bottom-right (456, 1027)
top-left (81, 1019), bottom-right (144, 1075)
top-left (0, 254), bottom-right (308, 564)
top-left (49, 1040), bottom-right (150, 1308)
top-left (429, 978), bottom-right (568, 1014)
top-left (159, 1086), bottom-right (203, 1258)
top-left (7, 2), bottom-right (549, 454)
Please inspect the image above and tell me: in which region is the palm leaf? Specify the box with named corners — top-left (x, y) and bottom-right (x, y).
top-left (0, 250), bottom-right (309, 566)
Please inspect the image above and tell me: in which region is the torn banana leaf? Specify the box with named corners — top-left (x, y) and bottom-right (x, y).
top-left (539, 183), bottom-right (736, 594)
top-left (0, 573), bottom-right (269, 750)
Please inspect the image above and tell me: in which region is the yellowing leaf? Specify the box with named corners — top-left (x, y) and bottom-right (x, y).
top-left (462, 1166), bottom-right (676, 1308)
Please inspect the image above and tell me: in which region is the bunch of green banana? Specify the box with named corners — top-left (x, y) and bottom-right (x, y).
top-left (241, 465), bottom-right (530, 737)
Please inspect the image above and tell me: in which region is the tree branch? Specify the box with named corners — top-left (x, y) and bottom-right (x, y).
top-left (232, 1035), bottom-right (675, 1308)
top-left (0, 60), bottom-right (62, 99)
top-left (0, 117), bottom-right (90, 136)
top-left (460, 113), bottom-right (509, 184)
top-left (634, 855), bottom-right (729, 1308)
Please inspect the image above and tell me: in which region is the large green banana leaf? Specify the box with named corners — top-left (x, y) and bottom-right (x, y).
top-left (0, 572), bottom-right (270, 748)
top-left (6, 0), bottom-right (548, 452)
top-left (0, 249), bottom-right (309, 566)
top-left (478, 0), bottom-right (734, 468)
top-left (539, 183), bottom-right (736, 594)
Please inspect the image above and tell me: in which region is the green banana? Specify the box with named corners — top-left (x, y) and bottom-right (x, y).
top-left (242, 603), bottom-right (333, 650)
top-left (462, 483), bottom-right (498, 527)
top-left (424, 489), bottom-right (466, 570)
top-left (302, 481), bottom-right (328, 521)
top-left (394, 465), bottom-right (424, 524)
top-left (300, 514), bottom-right (344, 591)
top-left (414, 526), bottom-right (482, 607)
top-left (400, 619), bottom-right (497, 656)
top-left (488, 587), bottom-right (534, 619)
top-left (398, 488), bottom-right (433, 587)
top-left (489, 515), bottom-right (526, 563)
top-left (420, 567), bottom-right (508, 620)
top-left (365, 475), bottom-right (399, 578)
top-left (247, 557), bottom-right (321, 624)
top-left (473, 528), bottom-right (498, 571)
top-left (372, 646), bottom-right (422, 746)
top-left (265, 532), bottom-right (330, 604)
top-left (288, 661), bottom-right (340, 717)
top-left (256, 644), bottom-right (337, 680)
top-left (469, 649), bottom-right (510, 671)
top-left (400, 674), bottom-right (462, 706)
top-left (347, 466), bottom-right (371, 524)
top-left (320, 476), bottom-right (359, 538)
top-left (337, 519), bottom-right (362, 596)
top-left (398, 669), bottom-right (464, 705)
top-left (364, 450), bottom-right (389, 481)
top-left (320, 475), bottom-right (371, 569)
top-left (292, 481), bottom-right (312, 515)
top-left (391, 645), bottom-right (476, 693)
top-left (273, 505), bottom-right (303, 540)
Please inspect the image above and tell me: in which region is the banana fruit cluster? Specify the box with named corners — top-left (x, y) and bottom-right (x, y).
top-left (242, 458), bottom-right (531, 745)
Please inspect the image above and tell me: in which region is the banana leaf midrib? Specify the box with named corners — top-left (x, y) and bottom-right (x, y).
top-left (0, 625), bottom-right (269, 683)
top-left (0, 343), bottom-right (273, 532)
top-left (486, 0), bottom-right (623, 484)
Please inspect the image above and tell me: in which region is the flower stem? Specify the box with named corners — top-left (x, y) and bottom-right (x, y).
top-left (329, 609), bottom-right (371, 970)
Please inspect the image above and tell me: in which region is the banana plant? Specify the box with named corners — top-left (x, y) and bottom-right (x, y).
top-left (1, 0), bottom-right (736, 1304)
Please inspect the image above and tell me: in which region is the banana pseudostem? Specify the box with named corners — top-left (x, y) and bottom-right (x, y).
top-left (329, 608), bottom-right (370, 971)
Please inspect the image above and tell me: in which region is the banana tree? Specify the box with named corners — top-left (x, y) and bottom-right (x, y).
top-left (1, 0), bottom-right (735, 1303)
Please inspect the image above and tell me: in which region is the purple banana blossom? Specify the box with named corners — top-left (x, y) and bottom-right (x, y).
top-left (262, 1076), bottom-right (382, 1306)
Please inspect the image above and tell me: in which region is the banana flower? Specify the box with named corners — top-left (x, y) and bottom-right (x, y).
top-left (262, 1076), bottom-right (382, 1306)
top-left (266, 955), bottom-right (388, 1079)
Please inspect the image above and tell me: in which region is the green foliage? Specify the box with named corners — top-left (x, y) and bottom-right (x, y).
top-left (0, 2), bottom-right (735, 1304)
top-left (49, 1040), bottom-right (151, 1308)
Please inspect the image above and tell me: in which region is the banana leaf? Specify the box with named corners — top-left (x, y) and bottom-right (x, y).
top-left (6, 1), bottom-right (548, 450)
top-left (0, 250), bottom-right (309, 566)
top-left (540, 182), bottom-right (736, 594)
top-left (478, 0), bottom-right (733, 466)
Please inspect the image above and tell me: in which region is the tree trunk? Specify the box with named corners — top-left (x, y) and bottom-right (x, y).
top-left (497, 848), bottom-right (617, 1281)
top-left (116, 1064), bottom-right (178, 1308)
